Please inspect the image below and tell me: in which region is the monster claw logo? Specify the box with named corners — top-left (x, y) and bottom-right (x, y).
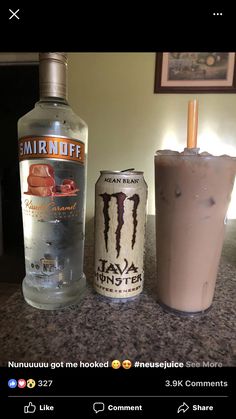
top-left (112, 192), bottom-right (127, 258)
top-left (128, 194), bottom-right (140, 249)
top-left (100, 193), bottom-right (112, 252)
top-left (100, 192), bottom-right (140, 257)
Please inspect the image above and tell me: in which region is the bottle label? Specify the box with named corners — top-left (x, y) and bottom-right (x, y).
top-left (19, 136), bottom-right (85, 222)
top-left (19, 136), bottom-right (85, 164)
top-left (19, 136), bottom-right (86, 282)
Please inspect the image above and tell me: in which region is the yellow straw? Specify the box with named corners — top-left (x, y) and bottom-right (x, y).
top-left (187, 99), bottom-right (198, 148)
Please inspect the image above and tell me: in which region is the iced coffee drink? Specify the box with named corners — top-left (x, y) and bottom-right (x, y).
top-left (155, 149), bottom-right (236, 315)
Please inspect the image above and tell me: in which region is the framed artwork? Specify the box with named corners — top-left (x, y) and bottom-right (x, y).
top-left (0, 53), bottom-right (38, 65)
top-left (154, 52), bottom-right (236, 93)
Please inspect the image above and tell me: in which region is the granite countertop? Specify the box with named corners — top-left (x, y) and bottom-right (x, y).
top-left (0, 216), bottom-right (235, 366)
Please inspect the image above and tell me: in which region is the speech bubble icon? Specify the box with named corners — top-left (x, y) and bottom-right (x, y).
top-left (93, 402), bottom-right (105, 413)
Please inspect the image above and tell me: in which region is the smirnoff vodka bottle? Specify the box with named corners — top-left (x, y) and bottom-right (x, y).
top-left (18, 53), bottom-right (88, 309)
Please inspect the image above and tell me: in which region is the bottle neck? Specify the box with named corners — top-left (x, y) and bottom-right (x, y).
top-left (38, 97), bottom-right (69, 106)
top-left (39, 53), bottom-right (68, 101)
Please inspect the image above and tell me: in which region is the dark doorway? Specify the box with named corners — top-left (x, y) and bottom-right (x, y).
top-left (0, 65), bottom-right (39, 282)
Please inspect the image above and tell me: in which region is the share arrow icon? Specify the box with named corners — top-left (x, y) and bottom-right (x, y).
top-left (177, 402), bottom-right (190, 413)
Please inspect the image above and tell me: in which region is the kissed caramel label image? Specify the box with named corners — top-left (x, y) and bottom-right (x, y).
top-left (23, 163), bottom-right (79, 198)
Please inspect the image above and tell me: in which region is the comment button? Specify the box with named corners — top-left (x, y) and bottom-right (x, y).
top-left (93, 402), bottom-right (105, 414)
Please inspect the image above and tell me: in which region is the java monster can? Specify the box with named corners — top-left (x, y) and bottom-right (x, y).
top-left (94, 169), bottom-right (148, 300)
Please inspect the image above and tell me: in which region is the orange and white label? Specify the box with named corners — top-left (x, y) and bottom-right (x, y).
top-left (19, 136), bottom-right (85, 164)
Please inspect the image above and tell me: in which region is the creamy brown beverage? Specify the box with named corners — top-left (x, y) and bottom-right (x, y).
top-left (155, 149), bottom-right (236, 315)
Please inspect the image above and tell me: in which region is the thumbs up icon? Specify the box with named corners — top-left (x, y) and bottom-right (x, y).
top-left (24, 402), bottom-right (36, 414)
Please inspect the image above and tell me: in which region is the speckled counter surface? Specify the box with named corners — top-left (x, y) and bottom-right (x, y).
top-left (0, 216), bottom-right (235, 366)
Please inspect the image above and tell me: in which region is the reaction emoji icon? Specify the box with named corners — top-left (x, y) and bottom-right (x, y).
top-left (111, 360), bottom-right (121, 369)
top-left (122, 360), bottom-right (132, 369)
top-left (18, 379), bottom-right (26, 388)
top-left (8, 379), bottom-right (17, 388)
top-left (27, 379), bottom-right (36, 388)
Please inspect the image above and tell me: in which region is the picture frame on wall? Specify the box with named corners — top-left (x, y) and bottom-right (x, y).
top-left (154, 52), bottom-right (236, 93)
top-left (0, 53), bottom-right (38, 65)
